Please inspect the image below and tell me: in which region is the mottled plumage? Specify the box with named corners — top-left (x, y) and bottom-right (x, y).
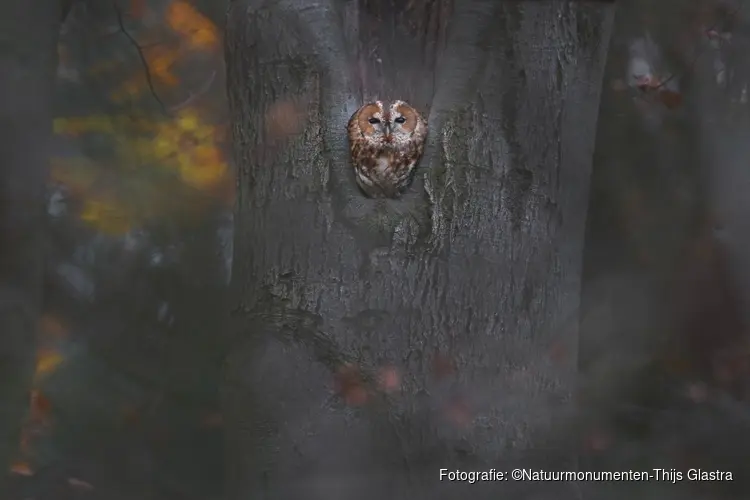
top-left (347, 100), bottom-right (427, 198)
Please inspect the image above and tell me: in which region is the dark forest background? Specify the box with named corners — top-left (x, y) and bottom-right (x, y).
top-left (3, 0), bottom-right (750, 498)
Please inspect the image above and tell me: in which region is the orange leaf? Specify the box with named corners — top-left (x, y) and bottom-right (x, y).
top-left (39, 314), bottom-right (67, 339)
top-left (10, 461), bottom-right (34, 476)
top-left (145, 47), bottom-right (180, 87)
top-left (30, 390), bottom-right (52, 420)
top-left (659, 89), bottom-right (683, 109)
top-left (167, 1), bottom-right (219, 50)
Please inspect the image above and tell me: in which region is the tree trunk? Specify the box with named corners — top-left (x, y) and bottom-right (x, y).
top-left (698, 3), bottom-right (750, 336)
top-left (579, 2), bottom-right (750, 495)
top-left (0, 0), bottom-right (62, 492)
top-left (224, 1), bottom-right (614, 499)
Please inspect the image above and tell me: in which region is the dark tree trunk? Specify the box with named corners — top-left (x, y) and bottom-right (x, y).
top-left (579, 0), bottom-right (706, 424)
top-left (698, 2), bottom-right (750, 334)
top-left (579, 1), bottom-right (750, 496)
top-left (0, 0), bottom-right (62, 493)
top-left (224, 1), bottom-right (614, 499)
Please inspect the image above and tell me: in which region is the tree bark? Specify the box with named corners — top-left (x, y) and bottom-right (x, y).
top-left (224, 1), bottom-right (614, 499)
top-left (0, 0), bottom-right (62, 493)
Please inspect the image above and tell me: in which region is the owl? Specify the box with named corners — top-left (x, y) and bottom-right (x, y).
top-left (347, 100), bottom-right (428, 198)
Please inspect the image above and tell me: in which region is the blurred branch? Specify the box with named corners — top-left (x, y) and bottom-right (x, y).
top-left (112, 0), bottom-right (168, 115)
top-left (656, 1), bottom-right (744, 91)
top-left (170, 70), bottom-right (216, 112)
top-left (61, 0), bottom-right (74, 22)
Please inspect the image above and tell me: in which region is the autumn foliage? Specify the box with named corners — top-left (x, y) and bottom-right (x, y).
top-left (12, 0), bottom-right (228, 482)
top-left (52, 0), bottom-right (228, 236)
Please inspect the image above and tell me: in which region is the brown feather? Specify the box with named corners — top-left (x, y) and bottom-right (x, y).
top-left (347, 100), bottom-right (427, 198)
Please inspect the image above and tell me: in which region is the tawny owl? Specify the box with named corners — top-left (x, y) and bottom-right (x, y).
top-left (347, 100), bottom-right (428, 198)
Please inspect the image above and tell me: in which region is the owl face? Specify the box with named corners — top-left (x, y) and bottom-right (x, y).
top-left (347, 100), bottom-right (427, 198)
top-left (354, 100), bottom-right (421, 147)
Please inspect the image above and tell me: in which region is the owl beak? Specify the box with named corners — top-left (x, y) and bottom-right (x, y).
top-left (384, 123), bottom-right (392, 141)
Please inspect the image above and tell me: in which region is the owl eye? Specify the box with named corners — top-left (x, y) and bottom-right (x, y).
top-left (394, 116), bottom-right (406, 124)
top-left (368, 118), bottom-right (381, 124)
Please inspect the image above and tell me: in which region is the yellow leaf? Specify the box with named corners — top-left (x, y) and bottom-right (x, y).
top-left (178, 111), bottom-right (199, 132)
top-left (35, 349), bottom-right (64, 379)
top-left (54, 115), bottom-right (116, 135)
top-left (179, 159), bottom-right (227, 189)
top-left (153, 137), bottom-right (175, 159)
top-left (80, 200), bottom-right (132, 235)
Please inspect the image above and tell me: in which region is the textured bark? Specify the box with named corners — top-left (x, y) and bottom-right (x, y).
top-left (0, 0), bottom-right (61, 493)
top-left (224, 1), bottom-right (614, 499)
